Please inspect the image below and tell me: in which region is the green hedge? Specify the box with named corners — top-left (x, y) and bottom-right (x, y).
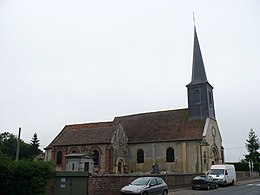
top-left (0, 154), bottom-right (54, 195)
top-left (226, 162), bottom-right (260, 172)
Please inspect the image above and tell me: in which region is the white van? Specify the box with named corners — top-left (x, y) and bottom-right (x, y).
top-left (208, 164), bottom-right (236, 186)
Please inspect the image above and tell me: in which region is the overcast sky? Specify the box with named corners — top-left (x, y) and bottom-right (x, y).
top-left (0, 0), bottom-right (259, 162)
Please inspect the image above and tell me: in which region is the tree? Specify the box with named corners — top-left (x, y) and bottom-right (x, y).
top-left (30, 133), bottom-right (42, 157)
top-left (0, 132), bottom-right (37, 160)
top-left (0, 132), bottom-right (19, 159)
top-left (31, 133), bottom-right (40, 148)
top-left (244, 128), bottom-right (260, 163)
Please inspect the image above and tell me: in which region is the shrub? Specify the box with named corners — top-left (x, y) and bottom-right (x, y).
top-left (0, 154), bottom-right (54, 195)
top-left (227, 162), bottom-right (260, 172)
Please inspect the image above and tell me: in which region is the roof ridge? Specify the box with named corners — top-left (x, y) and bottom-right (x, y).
top-left (64, 121), bottom-right (113, 127)
top-left (114, 108), bottom-right (188, 121)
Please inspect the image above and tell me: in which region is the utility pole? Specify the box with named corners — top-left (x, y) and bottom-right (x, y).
top-left (15, 127), bottom-right (21, 161)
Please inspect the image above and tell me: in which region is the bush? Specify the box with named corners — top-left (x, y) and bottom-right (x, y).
top-left (0, 154), bottom-right (13, 194)
top-left (227, 162), bottom-right (260, 172)
top-left (0, 154), bottom-right (54, 195)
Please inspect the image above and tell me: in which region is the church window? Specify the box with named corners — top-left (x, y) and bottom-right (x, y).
top-left (194, 89), bottom-right (201, 104)
top-left (209, 91), bottom-right (213, 105)
top-left (56, 151), bottom-right (62, 165)
top-left (93, 150), bottom-right (99, 165)
top-left (118, 161), bottom-right (122, 174)
top-left (137, 149), bottom-right (144, 163)
top-left (166, 147), bottom-right (174, 162)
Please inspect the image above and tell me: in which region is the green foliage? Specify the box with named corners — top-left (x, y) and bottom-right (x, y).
top-left (227, 162), bottom-right (260, 172)
top-left (0, 154), bottom-right (13, 194)
top-left (31, 133), bottom-right (40, 148)
top-left (0, 132), bottom-right (43, 160)
top-left (0, 132), bottom-right (18, 159)
top-left (30, 132), bottom-right (42, 158)
top-left (0, 154), bottom-right (54, 195)
top-left (244, 128), bottom-right (260, 163)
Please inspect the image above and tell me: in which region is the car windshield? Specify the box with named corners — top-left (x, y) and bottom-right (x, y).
top-left (210, 169), bottom-right (224, 175)
top-left (194, 176), bottom-right (206, 180)
top-left (131, 178), bottom-right (151, 186)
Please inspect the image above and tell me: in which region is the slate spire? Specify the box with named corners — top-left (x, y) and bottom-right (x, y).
top-left (189, 27), bottom-right (208, 85)
top-left (186, 26), bottom-right (216, 120)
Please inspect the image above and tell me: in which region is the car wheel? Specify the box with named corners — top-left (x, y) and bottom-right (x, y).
top-left (142, 192), bottom-right (148, 195)
top-left (162, 189), bottom-right (168, 195)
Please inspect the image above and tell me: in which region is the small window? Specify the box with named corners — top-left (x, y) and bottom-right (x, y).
top-left (194, 89), bottom-right (201, 104)
top-left (166, 147), bottom-right (174, 162)
top-left (118, 162), bottom-right (122, 174)
top-left (84, 162), bottom-right (89, 172)
top-left (209, 90), bottom-right (213, 105)
top-left (56, 151), bottom-right (62, 165)
top-left (72, 163), bottom-right (75, 170)
top-left (137, 149), bottom-right (144, 164)
top-left (93, 150), bottom-right (99, 165)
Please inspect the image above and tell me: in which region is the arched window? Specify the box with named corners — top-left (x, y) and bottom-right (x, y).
top-left (118, 161), bottom-right (122, 174)
top-left (69, 147), bottom-right (79, 154)
top-left (93, 150), bottom-right (99, 165)
top-left (166, 147), bottom-right (174, 162)
top-left (137, 149), bottom-right (144, 164)
top-left (56, 151), bottom-right (62, 165)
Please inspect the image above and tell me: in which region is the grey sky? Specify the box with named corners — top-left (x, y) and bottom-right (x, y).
top-left (0, 0), bottom-right (259, 162)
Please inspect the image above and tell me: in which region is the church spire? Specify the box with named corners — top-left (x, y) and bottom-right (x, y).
top-left (189, 27), bottom-right (208, 85)
top-left (186, 25), bottom-right (216, 120)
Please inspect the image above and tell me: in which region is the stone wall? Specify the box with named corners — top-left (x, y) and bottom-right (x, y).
top-left (87, 171), bottom-right (259, 195)
top-left (87, 173), bottom-right (199, 195)
top-left (236, 171), bottom-right (259, 181)
top-left (48, 171), bottom-right (259, 195)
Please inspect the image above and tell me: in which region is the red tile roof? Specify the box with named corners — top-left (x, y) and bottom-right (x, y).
top-left (114, 108), bottom-right (206, 143)
top-left (46, 108), bottom-right (206, 148)
top-left (46, 122), bottom-right (115, 148)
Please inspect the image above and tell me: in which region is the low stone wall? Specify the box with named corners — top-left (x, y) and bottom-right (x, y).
top-left (236, 171), bottom-right (259, 181)
top-left (88, 173), bottom-right (199, 195)
top-left (87, 171), bottom-right (260, 195)
top-left (48, 171), bottom-right (259, 195)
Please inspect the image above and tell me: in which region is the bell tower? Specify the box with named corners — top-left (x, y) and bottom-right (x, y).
top-left (186, 27), bottom-right (216, 120)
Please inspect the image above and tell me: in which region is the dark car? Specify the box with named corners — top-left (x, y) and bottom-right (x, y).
top-left (191, 175), bottom-right (218, 190)
top-left (120, 177), bottom-right (168, 195)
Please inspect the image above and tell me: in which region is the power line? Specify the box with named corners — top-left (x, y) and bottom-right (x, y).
top-left (225, 146), bottom-right (246, 150)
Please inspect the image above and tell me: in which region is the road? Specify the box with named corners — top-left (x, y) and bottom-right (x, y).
top-left (169, 180), bottom-right (260, 195)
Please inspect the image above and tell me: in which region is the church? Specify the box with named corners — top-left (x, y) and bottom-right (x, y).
top-left (45, 27), bottom-right (224, 174)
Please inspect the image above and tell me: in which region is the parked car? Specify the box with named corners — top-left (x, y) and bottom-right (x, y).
top-left (191, 175), bottom-right (218, 190)
top-left (120, 177), bottom-right (168, 195)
